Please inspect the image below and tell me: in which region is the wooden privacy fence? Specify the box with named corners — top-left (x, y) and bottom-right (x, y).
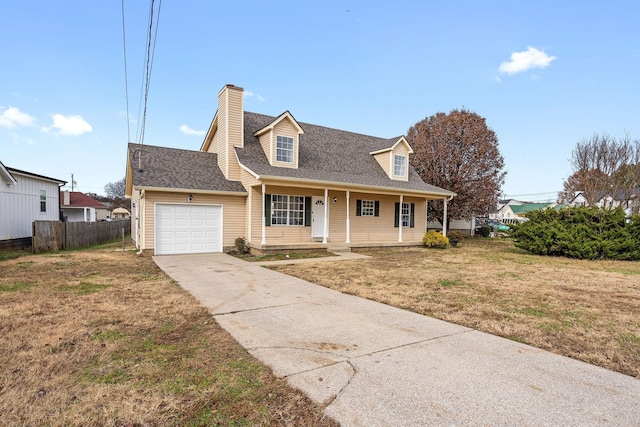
top-left (32, 219), bottom-right (131, 253)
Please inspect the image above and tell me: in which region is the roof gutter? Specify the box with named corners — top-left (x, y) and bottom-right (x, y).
top-left (132, 185), bottom-right (248, 196)
top-left (256, 174), bottom-right (456, 199)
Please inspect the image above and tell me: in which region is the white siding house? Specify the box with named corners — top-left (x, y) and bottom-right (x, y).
top-left (1, 162), bottom-right (66, 241)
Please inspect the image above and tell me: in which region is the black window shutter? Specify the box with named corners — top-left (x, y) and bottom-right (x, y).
top-left (304, 197), bottom-right (311, 226)
top-left (394, 202), bottom-right (399, 227)
top-left (410, 203), bottom-right (415, 228)
top-left (356, 199), bottom-right (362, 216)
top-left (374, 201), bottom-right (380, 217)
top-left (264, 194), bottom-right (271, 226)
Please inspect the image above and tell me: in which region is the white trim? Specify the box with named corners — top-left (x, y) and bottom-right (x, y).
top-left (153, 202), bottom-right (224, 255)
top-left (346, 190), bottom-right (350, 243)
top-left (443, 197), bottom-right (448, 237)
top-left (323, 188), bottom-right (328, 244)
top-left (261, 183), bottom-right (266, 245)
top-left (253, 111), bottom-right (304, 136)
top-left (398, 194), bottom-right (403, 243)
top-left (392, 154), bottom-right (407, 179)
top-left (132, 185), bottom-right (247, 196)
top-left (368, 137), bottom-right (414, 155)
top-left (254, 174), bottom-right (456, 198)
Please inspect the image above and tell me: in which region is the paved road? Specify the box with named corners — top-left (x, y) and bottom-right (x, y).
top-left (154, 253), bottom-right (640, 426)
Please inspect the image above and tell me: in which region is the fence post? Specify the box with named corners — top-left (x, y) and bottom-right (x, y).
top-left (122, 227), bottom-right (125, 253)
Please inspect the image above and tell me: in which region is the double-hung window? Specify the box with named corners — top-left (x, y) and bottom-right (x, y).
top-left (401, 202), bottom-right (411, 227)
top-left (40, 190), bottom-right (46, 212)
top-left (271, 194), bottom-right (305, 226)
top-left (361, 200), bottom-right (375, 216)
top-left (393, 154), bottom-right (406, 177)
top-left (276, 135), bottom-right (294, 163)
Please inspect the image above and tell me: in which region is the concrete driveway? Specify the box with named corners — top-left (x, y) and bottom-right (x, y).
top-left (154, 253), bottom-right (640, 426)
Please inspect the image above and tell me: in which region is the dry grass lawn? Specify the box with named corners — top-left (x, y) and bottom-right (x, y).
top-left (0, 242), bottom-right (336, 426)
top-left (271, 238), bottom-right (640, 379)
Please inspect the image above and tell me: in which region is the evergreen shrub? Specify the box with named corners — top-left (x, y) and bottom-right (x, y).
top-left (512, 206), bottom-right (640, 260)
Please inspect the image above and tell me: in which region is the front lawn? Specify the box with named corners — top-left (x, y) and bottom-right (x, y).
top-left (0, 242), bottom-right (336, 426)
top-left (270, 238), bottom-right (640, 379)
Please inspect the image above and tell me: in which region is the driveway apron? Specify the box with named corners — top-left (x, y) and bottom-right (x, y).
top-left (154, 253), bottom-right (640, 426)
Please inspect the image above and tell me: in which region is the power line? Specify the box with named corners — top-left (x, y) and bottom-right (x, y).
top-left (120, 0), bottom-right (131, 143)
top-left (137, 0), bottom-right (162, 146)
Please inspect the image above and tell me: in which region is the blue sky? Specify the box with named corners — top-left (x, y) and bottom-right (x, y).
top-left (2, 1), bottom-right (639, 201)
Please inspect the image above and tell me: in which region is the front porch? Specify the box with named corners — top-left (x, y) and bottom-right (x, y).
top-left (247, 240), bottom-right (425, 255)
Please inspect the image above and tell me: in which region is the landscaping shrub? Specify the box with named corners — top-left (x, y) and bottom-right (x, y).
top-left (512, 206), bottom-right (640, 260)
top-left (477, 225), bottom-right (491, 237)
top-left (423, 230), bottom-right (449, 249)
top-left (234, 237), bottom-right (249, 254)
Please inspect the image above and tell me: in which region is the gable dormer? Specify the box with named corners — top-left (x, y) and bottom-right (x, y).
top-left (370, 136), bottom-right (413, 181)
top-left (253, 111), bottom-right (304, 169)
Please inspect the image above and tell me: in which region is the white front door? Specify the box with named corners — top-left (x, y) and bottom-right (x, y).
top-left (312, 197), bottom-right (325, 239)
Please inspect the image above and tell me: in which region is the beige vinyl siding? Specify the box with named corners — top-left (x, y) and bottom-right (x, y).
top-left (205, 128), bottom-right (219, 154)
top-left (226, 88), bottom-right (244, 181)
top-left (240, 169), bottom-right (261, 244)
top-left (141, 191), bottom-right (246, 251)
top-left (349, 194), bottom-right (425, 243)
top-left (272, 121), bottom-right (299, 168)
top-left (372, 151), bottom-right (391, 178)
top-left (131, 189), bottom-right (141, 245)
top-left (258, 132), bottom-right (272, 165)
top-left (327, 190), bottom-right (347, 242)
top-left (216, 93), bottom-right (228, 177)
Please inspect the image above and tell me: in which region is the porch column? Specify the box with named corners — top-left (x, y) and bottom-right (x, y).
top-left (323, 188), bottom-right (328, 244)
top-left (261, 183), bottom-right (266, 245)
top-left (346, 190), bottom-right (350, 244)
top-left (398, 194), bottom-right (403, 243)
top-left (443, 197), bottom-right (448, 237)
top-left (425, 199), bottom-right (428, 231)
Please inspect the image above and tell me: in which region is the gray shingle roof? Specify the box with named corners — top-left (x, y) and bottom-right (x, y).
top-left (128, 143), bottom-right (246, 193)
top-left (237, 112), bottom-right (454, 196)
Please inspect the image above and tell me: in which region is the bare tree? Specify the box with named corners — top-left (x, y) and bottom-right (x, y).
top-left (104, 177), bottom-right (126, 200)
top-left (407, 109), bottom-right (506, 225)
top-left (564, 133), bottom-right (640, 209)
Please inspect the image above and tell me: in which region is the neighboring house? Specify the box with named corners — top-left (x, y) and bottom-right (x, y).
top-left (509, 203), bottom-right (557, 221)
top-left (570, 189), bottom-right (639, 215)
top-left (111, 207), bottom-right (130, 219)
top-left (125, 84), bottom-right (455, 255)
top-left (1, 161), bottom-right (66, 244)
top-left (60, 191), bottom-right (109, 222)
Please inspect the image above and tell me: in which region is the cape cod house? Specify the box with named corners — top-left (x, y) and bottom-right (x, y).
top-left (126, 84), bottom-right (455, 255)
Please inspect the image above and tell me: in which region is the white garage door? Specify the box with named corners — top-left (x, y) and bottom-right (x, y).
top-left (155, 204), bottom-right (222, 255)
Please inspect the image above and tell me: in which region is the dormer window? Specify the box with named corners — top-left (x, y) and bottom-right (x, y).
top-left (393, 154), bottom-right (406, 177)
top-left (276, 135), bottom-right (294, 163)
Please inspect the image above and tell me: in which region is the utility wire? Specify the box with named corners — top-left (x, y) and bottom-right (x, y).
top-left (137, 0), bottom-right (162, 146)
top-left (120, 0), bottom-right (131, 143)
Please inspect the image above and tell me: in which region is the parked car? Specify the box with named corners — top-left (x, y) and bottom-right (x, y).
top-left (487, 220), bottom-right (510, 232)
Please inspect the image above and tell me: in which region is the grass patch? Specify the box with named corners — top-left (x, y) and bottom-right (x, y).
top-left (0, 244), bottom-right (336, 426)
top-left (58, 281), bottom-right (109, 295)
top-left (235, 250), bottom-right (336, 262)
top-left (273, 238), bottom-right (640, 379)
top-left (0, 281), bottom-right (35, 293)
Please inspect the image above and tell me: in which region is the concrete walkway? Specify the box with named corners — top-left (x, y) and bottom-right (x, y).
top-left (154, 253), bottom-right (640, 426)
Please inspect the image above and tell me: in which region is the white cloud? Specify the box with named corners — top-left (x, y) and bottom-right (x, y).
top-left (244, 90), bottom-right (265, 102)
top-left (499, 46), bottom-right (556, 75)
top-left (43, 114), bottom-right (93, 136)
top-left (179, 124), bottom-right (205, 136)
top-left (0, 106), bottom-right (35, 128)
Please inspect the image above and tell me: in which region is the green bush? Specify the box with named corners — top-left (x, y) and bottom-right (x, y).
top-left (477, 225), bottom-right (492, 237)
top-left (512, 207), bottom-right (640, 260)
top-left (423, 230), bottom-right (449, 249)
